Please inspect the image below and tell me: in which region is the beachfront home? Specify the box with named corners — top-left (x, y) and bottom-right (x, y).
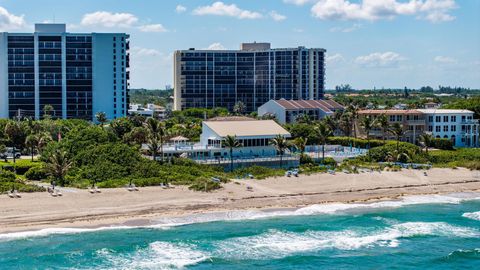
top-left (357, 110), bottom-right (426, 144)
top-left (418, 109), bottom-right (479, 147)
top-left (200, 119), bottom-right (291, 158)
top-left (258, 99), bottom-right (344, 124)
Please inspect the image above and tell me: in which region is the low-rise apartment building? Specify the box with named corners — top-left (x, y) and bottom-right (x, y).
top-left (358, 110), bottom-right (426, 144)
top-left (358, 109), bottom-right (479, 147)
top-left (418, 109), bottom-right (479, 147)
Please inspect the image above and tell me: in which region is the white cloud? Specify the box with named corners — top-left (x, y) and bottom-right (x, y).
top-left (326, 53), bottom-right (346, 64)
top-left (176, 5), bottom-right (187, 13)
top-left (81, 11), bottom-right (138, 28)
top-left (205, 42), bottom-right (226, 50)
top-left (330, 23), bottom-right (362, 32)
top-left (0, 6), bottom-right (26, 31)
top-left (138, 23), bottom-right (167, 32)
top-left (193, 2), bottom-right (263, 19)
top-left (293, 28), bottom-right (305, 33)
top-left (434, 56), bottom-right (457, 64)
top-left (355, 52), bottom-right (406, 67)
top-left (309, 0), bottom-right (456, 23)
top-left (131, 47), bottom-right (161, 57)
top-left (269, 11), bottom-right (287, 21)
top-left (283, 0), bottom-right (316, 5)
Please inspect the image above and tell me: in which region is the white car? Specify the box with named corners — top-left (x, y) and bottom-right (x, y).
top-left (0, 147), bottom-right (21, 159)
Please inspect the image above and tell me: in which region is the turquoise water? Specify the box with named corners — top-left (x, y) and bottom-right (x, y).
top-left (1, 193), bottom-right (479, 270)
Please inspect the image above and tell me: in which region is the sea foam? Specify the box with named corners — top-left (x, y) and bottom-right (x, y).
top-left (214, 222), bottom-right (479, 259)
top-left (95, 241), bottom-right (209, 270)
top-left (462, 211), bottom-right (480, 221)
top-left (154, 192), bottom-right (480, 227)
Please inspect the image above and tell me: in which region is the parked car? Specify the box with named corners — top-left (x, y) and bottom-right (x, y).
top-left (0, 147), bottom-right (21, 159)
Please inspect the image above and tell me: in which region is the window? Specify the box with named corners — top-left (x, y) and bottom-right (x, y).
top-left (428, 116), bottom-right (433, 122)
top-left (451, 116), bottom-right (456, 122)
top-left (428, 126), bottom-right (433, 132)
top-left (435, 116), bottom-right (441, 122)
top-left (396, 115), bottom-right (402, 121)
top-left (451, 125), bottom-right (456, 132)
top-left (443, 116), bottom-right (449, 122)
top-left (443, 126), bottom-right (448, 132)
top-left (389, 115), bottom-right (395, 122)
top-left (436, 126), bottom-right (441, 132)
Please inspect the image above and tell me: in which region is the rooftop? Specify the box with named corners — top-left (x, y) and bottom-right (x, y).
top-left (359, 110), bottom-right (423, 115)
top-left (203, 120), bottom-right (290, 138)
top-left (273, 99), bottom-right (344, 111)
top-left (417, 109), bottom-right (474, 114)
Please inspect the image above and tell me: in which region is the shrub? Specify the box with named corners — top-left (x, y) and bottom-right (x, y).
top-left (367, 142), bottom-right (425, 163)
top-left (327, 137), bottom-right (386, 148)
top-left (300, 153), bottom-right (314, 164)
top-left (231, 166), bottom-right (285, 179)
top-left (430, 138), bottom-right (454, 150)
top-left (188, 178), bottom-right (222, 192)
top-left (25, 166), bottom-right (48, 181)
top-left (0, 159), bottom-right (41, 175)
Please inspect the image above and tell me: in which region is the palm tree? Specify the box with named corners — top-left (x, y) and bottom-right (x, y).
top-left (223, 135), bottom-right (242, 172)
top-left (376, 114), bottom-right (389, 142)
top-left (43, 104), bottom-right (54, 119)
top-left (233, 101), bottom-right (247, 115)
top-left (25, 134), bottom-right (39, 162)
top-left (339, 111), bottom-right (353, 137)
top-left (316, 122), bottom-right (333, 162)
top-left (323, 115), bottom-right (337, 134)
top-left (270, 135), bottom-right (290, 168)
top-left (360, 116), bottom-right (376, 150)
top-left (95, 112), bottom-right (108, 127)
top-left (293, 137), bottom-right (308, 156)
top-left (45, 149), bottom-right (72, 187)
top-left (144, 118), bottom-right (166, 162)
top-left (419, 133), bottom-right (434, 155)
top-left (37, 132), bottom-right (53, 153)
top-left (347, 104), bottom-right (360, 139)
top-left (388, 123), bottom-right (406, 153)
top-left (4, 121), bottom-right (23, 168)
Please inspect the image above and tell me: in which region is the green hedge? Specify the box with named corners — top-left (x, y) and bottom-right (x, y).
top-left (0, 160), bottom-right (42, 175)
top-left (431, 138), bottom-right (454, 150)
top-left (0, 170), bottom-right (45, 193)
top-left (327, 137), bottom-right (386, 148)
top-left (25, 166), bottom-right (48, 181)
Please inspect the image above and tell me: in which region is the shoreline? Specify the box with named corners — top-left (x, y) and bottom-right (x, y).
top-left (1, 168), bottom-right (479, 235)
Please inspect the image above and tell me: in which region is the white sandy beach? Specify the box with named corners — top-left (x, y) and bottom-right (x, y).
top-left (1, 168), bottom-right (479, 234)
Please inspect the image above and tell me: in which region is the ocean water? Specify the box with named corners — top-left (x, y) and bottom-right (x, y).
top-left (1, 193), bottom-right (479, 270)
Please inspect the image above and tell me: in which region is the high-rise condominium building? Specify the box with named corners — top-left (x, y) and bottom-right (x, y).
top-left (0, 23), bottom-right (130, 120)
top-left (174, 42), bottom-right (326, 112)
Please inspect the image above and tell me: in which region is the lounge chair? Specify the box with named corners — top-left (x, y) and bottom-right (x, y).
top-left (127, 185), bottom-right (135, 192)
top-left (13, 190), bottom-right (21, 198)
top-left (94, 186), bottom-right (101, 193)
top-left (56, 189), bottom-right (63, 196)
top-left (160, 183), bottom-right (167, 189)
top-left (88, 187), bottom-right (95, 194)
top-left (8, 192), bottom-right (15, 198)
top-left (51, 190), bottom-right (58, 197)
top-left (328, 169), bottom-right (336, 175)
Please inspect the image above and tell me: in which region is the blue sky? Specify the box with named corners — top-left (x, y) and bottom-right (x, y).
top-left (0, 0), bottom-right (479, 90)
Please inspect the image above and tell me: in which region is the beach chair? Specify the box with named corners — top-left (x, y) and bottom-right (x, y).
top-left (88, 187), bottom-right (96, 194)
top-left (285, 171), bottom-right (292, 177)
top-left (13, 190), bottom-right (21, 198)
top-left (328, 169), bottom-right (336, 175)
top-left (160, 183), bottom-right (167, 189)
top-left (8, 192), bottom-right (15, 198)
top-left (51, 190), bottom-right (58, 197)
top-left (94, 186), bottom-right (101, 193)
top-left (127, 185), bottom-right (135, 192)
